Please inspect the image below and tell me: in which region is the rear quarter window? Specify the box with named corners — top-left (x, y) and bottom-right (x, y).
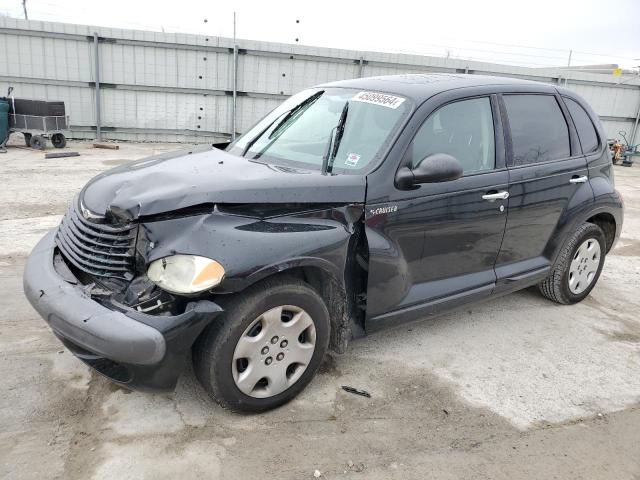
top-left (564, 97), bottom-right (599, 154)
top-left (503, 94), bottom-right (571, 166)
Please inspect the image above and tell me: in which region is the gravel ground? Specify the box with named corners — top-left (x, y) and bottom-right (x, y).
top-left (1, 135), bottom-right (639, 479)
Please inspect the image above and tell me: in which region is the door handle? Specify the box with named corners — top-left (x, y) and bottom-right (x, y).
top-left (482, 191), bottom-right (509, 201)
top-left (570, 175), bottom-right (588, 184)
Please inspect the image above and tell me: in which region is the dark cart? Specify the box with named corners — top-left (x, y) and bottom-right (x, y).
top-left (9, 113), bottom-right (68, 149)
top-left (5, 88), bottom-right (69, 150)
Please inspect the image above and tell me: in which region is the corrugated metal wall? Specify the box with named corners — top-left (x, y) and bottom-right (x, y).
top-left (1, 17), bottom-right (639, 144)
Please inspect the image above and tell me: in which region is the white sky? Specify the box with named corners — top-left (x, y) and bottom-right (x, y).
top-left (2, 0), bottom-right (639, 69)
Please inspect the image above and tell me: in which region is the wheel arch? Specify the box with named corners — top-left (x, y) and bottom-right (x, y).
top-left (549, 201), bottom-right (622, 267)
top-left (585, 212), bottom-right (617, 253)
top-left (230, 259), bottom-right (364, 353)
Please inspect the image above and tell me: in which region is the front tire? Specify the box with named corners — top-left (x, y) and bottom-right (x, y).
top-left (193, 277), bottom-right (330, 412)
top-left (538, 223), bottom-right (606, 304)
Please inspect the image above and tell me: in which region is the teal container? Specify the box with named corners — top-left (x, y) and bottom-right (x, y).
top-left (0, 98), bottom-right (9, 144)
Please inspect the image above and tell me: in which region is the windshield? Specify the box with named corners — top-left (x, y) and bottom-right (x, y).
top-left (227, 88), bottom-right (411, 173)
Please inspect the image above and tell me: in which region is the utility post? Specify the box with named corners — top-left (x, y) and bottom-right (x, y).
top-left (231, 12), bottom-right (238, 141)
top-left (564, 50), bottom-right (572, 87)
top-left (93, 33), bottom-right (102, 141)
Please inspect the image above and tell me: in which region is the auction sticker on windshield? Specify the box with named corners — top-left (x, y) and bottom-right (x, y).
top-left (352, 91), bottom-right (406, 109)
top-left (345, 153), bottom-right (361, 167)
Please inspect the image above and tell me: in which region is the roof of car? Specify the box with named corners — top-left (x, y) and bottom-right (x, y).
top-left (320, 73), bottom-right (551, 103)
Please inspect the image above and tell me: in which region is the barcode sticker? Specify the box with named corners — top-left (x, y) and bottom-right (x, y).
top-left (352, 91), bottom-right (406, 109)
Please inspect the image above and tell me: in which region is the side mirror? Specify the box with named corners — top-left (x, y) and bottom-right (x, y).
top-left (396, 153), bottom-right (463, 189)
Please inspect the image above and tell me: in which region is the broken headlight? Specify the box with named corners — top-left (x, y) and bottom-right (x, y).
top-left (147, 255), bottom-right (225, 294)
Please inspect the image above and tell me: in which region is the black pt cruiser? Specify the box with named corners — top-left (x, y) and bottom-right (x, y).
top-left (24, 74), bottom-right (623, 411)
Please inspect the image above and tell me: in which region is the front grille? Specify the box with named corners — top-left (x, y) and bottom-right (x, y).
top-left (55, 203), bottom-right (137, 280)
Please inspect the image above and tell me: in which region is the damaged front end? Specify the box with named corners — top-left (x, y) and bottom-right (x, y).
top-left (23, 195), bottom-right (225, 391)
top-left (25, 232), bottom-right (222, 392)
top-left (23, 145), bottom-right (370, 391)
top-left (25, 190), bottom-right (368, 392)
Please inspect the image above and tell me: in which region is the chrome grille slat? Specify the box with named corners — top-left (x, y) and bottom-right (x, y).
top-left (57, 229), bottom-right (131, 265)
top-left (68, 213), bottom-right (136, 241)
top-left (59, 220), bottom-right (131, 255)
top-left (55, 204), bottom-right (137, 279)
top-left (74, 209), bottom-right (135, 233)
top-left (57, 237), bottom-right (131, 273)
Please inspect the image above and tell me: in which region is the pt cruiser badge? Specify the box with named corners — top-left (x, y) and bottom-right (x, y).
top-left (369, 205), bottom-right (398, 216)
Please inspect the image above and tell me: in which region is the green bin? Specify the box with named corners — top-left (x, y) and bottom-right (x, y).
top-left (0, 98), bottom-right (9, 144)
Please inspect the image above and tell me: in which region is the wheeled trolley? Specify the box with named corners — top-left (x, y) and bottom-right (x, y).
top-left (9, 113), bottom-right (69, 149)
top-left (2, 88), bottom-right (69, 150)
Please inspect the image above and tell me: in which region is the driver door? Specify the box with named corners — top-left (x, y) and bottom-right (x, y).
top-left (365, 94), bottom-right (509, 330)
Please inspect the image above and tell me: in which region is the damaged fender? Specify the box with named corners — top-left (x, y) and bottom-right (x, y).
top-left (138, 204), bottom-right (367, 351)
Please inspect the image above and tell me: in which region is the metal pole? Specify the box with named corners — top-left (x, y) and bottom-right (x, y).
top-left (564, 50), bottom-right (572, 87)
top-left (358, 56), bottom-right (364, 78)
top-left (231, 12), bottom-right (237, 141)
top-left (22, 0), bottom-right (28, 20)
top-left (630, 92), bottom-right (640, 147)
top-left (93, 33), bottom-right (102, 141)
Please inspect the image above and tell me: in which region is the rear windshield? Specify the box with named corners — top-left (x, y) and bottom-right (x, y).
top-left (227, 88), bottom-right (412, 174)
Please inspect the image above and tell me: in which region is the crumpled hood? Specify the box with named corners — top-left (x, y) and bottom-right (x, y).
top-left (80, 146), bottom-right (367, 221)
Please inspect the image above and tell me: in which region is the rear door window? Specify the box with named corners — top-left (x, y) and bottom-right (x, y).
top-left (503, 94), bottom-right (570, 165)
top-left (564, 97), bottom-right (599, 154)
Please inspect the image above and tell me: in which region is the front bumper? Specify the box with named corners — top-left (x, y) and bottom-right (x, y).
top-left (23, 230), bottom-right (222, 391)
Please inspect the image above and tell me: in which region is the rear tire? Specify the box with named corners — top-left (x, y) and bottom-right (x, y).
top-left (193, 276), bottom-right (330, 412)
top-left (538, 223), bottom-right (606, 305)
top-left (51, 133), bottom-right (66, 148)
top-left (29, 134), bottom-right (46, 150)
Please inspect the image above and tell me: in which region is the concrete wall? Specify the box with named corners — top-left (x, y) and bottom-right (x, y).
top-left (1, 17), bottom-right (639, 144)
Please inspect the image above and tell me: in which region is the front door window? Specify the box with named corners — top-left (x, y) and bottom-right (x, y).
top-left (410, 97), bottom-right (495, 174)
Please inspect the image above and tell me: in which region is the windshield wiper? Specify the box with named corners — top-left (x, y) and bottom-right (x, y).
top-left (241, 90), bottom-right (324, 158)
top-left (268, 90), bottom-right (324, 140)
top-left (241, 111), bottom-right (285, 157)
top-left (321, 101), bottom-right (349, 175)
top-left (251, 91), bottom-right (325, 160)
